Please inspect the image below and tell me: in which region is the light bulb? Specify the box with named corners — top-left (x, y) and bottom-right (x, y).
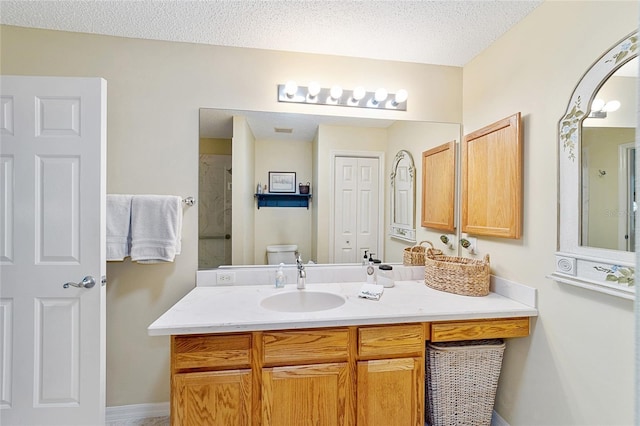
top-left (591, 98), bottom-right (605, 112)
top-left (308, 81), bottom-right (321, 97)
top-left (603, 100), bottom-right (621, 112)
top-left (374, 88), bottom-right (388, 103)
top-left (394, 89), bottom-right (408, 104)
top-left (352, 86), bottom-right (366, 101)
top-left (284, 81), bottom-right (298, 98)
top-left (330, 85), bottom-right (343, 100)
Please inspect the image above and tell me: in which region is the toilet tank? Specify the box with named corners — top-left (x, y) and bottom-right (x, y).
top-left (266, 245), bottom-right (298, 265)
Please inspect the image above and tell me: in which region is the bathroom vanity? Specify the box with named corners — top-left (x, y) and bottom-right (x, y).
top-left (150, 274), bottom-right (536, 426)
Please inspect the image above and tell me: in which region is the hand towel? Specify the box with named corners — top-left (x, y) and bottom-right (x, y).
top-left (130, 195), bottom-right (183, 263)
top-left (358, 283), bottom-right (384, 300)
top-left (106, 194), bottom-right (132, 261)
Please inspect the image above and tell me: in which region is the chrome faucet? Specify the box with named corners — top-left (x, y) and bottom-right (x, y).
top-left (296, 252), bottom-right (306, 289)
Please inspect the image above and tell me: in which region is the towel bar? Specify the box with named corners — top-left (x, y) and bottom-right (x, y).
top-left (182, 196), bottom-right (196, 206)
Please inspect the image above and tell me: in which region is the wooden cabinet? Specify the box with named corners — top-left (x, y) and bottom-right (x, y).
top-left (171, 333), bottom-right (253, 426)
top-left (173, 370), bottom-right (252, 426)
top-left (263, 362), bottom-right (351, 426)
top-left (461, 113), bottom-right (522, 239)
top-left (357, 324), bottom-right (424, 426)
top-left (260, 328), bottom-right (353, 425)
top-left (422, 141), bottom-right (456, 232)
top-left (431, 317), bottom-right (530, 342)
top-left (170, 319), bottom-right (529, 425)
top-left (357, 358), bottom-right (423, 426)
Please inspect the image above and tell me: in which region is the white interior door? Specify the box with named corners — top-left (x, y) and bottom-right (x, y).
top-left (0, 76), bottom-right (106, 425)
top-left (334, 157), bottom-right (379, 263)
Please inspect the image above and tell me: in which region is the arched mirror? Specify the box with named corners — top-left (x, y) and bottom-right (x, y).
top-left (389, 150), bottom-right (416, 242)
top-left (552, 31), bottom-right (637, 299)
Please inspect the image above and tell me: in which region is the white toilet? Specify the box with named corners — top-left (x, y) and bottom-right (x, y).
top-left (266, 244), bottom-right (298, 265)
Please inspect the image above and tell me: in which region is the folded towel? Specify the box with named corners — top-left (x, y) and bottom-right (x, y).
top-left (130, 195), bottom-right (183, 263)
top-left (106, 194), bottom-right (132, 261)
top-left (358, 283), bottom-right (384, 300)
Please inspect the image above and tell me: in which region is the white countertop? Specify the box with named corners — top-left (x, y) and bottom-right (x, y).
top-left (148, 280), bottom-right (538, 336)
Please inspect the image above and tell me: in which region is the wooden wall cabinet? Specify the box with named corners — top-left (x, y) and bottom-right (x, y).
top-left (170, 318), bottom-right (529, 426)
top-left (461, 113), bottom-right (523, 239)
top-left (421, 141), bottom-right (456, 232)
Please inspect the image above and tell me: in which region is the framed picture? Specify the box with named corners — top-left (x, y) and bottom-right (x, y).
top-left (269, 172), bottom-right (296, 193)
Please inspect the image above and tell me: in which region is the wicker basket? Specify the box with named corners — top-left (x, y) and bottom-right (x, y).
top-left (403, 241), bottom-right (440, 266)
top-left (424, 250), bottom-right (490, 296)
top-left (425, 339), bottom-right (505, 426)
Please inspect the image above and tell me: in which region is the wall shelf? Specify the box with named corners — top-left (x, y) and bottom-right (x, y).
top-left (255, 193), bottom-right (312, 209)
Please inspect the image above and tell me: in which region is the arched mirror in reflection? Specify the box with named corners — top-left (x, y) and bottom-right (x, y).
top-left (553, 31), bottom-right (637, 299)
top-left (390, 150), bottom-right (416, 242)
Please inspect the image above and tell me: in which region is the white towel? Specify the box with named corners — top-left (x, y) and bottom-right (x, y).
top-left (106, 194), bottom-right (132, 261)
top-left (130, 195), bottom-right (183, 263)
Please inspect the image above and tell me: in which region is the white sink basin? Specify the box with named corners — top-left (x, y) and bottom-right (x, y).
top-left (261, 291), bottom-right (346, 312)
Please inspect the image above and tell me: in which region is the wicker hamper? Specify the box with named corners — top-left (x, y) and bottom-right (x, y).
top-left (403, 241), bottom-right (441, 266)
top-left (425, 339), bottom-right (506, 426)
top-left (424, 249), bottom-right (490, 297)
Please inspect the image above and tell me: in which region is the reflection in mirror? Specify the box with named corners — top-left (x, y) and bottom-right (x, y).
top-left (390, 150), bottom-right (416, 242)
top-left (582, 57), bottom-right (637, 251)
top-left (199, 109), bottom-right (462, 268)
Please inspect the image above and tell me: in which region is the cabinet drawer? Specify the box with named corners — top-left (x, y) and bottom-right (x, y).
top-left (358, 324), bottom-right (424, 358)
top-left (431, 317), bottom-right (529, 342)
top-left (172, 333), bottom-right (251, 371)
top-left (263, 328), bottom-right (349, 365)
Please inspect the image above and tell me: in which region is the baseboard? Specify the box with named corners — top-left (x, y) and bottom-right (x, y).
top-left (491, 410), bottom-right (510, 426)
top-left (106, 402), bottom-right (169, 422)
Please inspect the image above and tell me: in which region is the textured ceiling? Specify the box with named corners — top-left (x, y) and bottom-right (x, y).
top-left (0, 0), bottom-right (541, 67)
top-left (0, 0), bottom-right (542, 140)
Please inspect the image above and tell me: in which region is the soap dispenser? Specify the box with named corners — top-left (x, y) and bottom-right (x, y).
top-left (366, 254), bottom-right (376, 284)
top-left (275, 263), bottom-right (285, 288)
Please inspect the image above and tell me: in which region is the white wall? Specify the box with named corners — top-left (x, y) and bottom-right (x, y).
top-left (462, 2), bottom-right (637, 424)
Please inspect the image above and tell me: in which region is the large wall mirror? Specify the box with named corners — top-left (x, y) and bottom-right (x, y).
top-left (552, 31), bottom-right (637, 299)
top-left (198, 109), bottom-right (461, 269)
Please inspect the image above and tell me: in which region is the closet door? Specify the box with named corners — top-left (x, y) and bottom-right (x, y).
top-left (334, 157), bottom-right (379, 263)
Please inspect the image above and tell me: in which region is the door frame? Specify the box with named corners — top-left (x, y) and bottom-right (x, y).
top-left (329, 150), bottom-right (385, 263)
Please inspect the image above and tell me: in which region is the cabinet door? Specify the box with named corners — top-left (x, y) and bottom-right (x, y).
top-left (357, 358), bottom-right (423, 426)
top-left (461, 112), bottom-right (522, 238)
top-left (422, 141), bottom-right (456, 232)
top-left (172, 369), bottom-right (252, 426)
top-left (262, 362), bottom-right (352, 426)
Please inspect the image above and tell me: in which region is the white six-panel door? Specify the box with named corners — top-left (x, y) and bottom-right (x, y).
top-left (333, 157), bottom-right (380, 263)
top-left (0, 76), bottom-right (106, 425)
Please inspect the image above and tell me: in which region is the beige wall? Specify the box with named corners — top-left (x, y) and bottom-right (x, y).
top-left (314, 125), bottom-right (389, 263)
top-left (254, 138), bottom-right (313, 263)
top-left (385, 121), bottom-right (462, 262)
top-left (462, 2), bottom-right (637, 424)
top-left (0, 24), bottom-right (461, 406)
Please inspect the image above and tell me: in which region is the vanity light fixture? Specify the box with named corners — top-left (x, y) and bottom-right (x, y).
top-left (589, 98), bottom-right (621, 118)
top-left (277, 81), bottom-right (408, 111)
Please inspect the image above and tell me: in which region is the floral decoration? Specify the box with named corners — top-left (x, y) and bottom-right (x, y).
top-left (594, 265), bottom-right (635, 286)
top-left (560, 96), bottom-right (585, 161)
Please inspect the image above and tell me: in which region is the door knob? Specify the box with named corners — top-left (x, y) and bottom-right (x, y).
top-left (63, 276), bottom-right (96, 289)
